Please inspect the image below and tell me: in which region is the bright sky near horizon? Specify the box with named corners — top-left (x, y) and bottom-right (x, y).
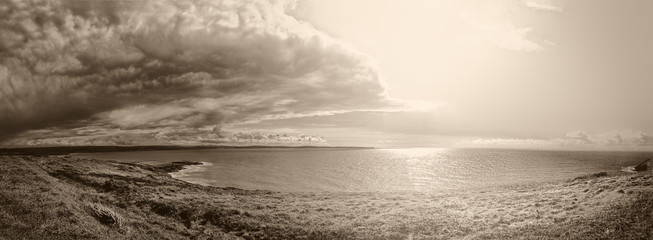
top-left (1, 0), bottom-right (652, 150)
top-left (284, 0), bottom-right (653, 149)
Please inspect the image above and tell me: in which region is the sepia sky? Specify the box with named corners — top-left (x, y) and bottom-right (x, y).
top-left (1, 0), bottom-right (652, 150)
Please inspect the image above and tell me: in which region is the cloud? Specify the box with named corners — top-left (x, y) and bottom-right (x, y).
top-left (231, 131), bottom-right (326, 144)
top-left (462, 130), bottom-right (653, 149)
top-left (472, 22), bottom-right (551, 52)
top-left (0, 0), bottom-right (405, 145)
top-left (467, 138), bottom-right (554, 146)
top-left (4, 125), bottom-right (327, 146)
top-left (522, 0), bottom-right (563, 13)
top-left (592, 130), bottom-right (650, 146)
top-left (565, 130), bottom-right (592, 144)
top-left (461, 0), bottom-right (556, 52)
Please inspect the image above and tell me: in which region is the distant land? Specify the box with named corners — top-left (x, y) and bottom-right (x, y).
top-left (0, 145), bottom-right (374, 155)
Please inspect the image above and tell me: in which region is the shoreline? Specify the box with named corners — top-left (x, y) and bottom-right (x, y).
top-left (0, 145), bottom-right (373, 156)
top-left (1, 155), bottom-right (652, 239)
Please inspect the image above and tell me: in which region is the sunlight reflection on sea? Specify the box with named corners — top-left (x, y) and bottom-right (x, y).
top-left (80, 148), bottom-right (651, 192)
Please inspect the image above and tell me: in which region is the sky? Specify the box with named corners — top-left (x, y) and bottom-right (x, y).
top-left (1, 0), bottom-right (652, 150)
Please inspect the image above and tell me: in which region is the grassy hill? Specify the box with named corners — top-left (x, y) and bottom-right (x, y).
top-left (1, 155), bottom-right (651, 239)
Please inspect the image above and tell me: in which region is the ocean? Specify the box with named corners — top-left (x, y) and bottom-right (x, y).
top-left (79, 148), bottom-right (652, 192)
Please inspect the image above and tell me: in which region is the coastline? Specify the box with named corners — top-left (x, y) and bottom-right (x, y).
top-left (1, 155), bottom-right (652, 239)
top-left (0, 145), bottom-right (373, 156)
top-left (167, 161), bottom-right (213, 186)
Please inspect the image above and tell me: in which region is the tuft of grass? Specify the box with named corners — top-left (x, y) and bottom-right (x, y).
top-left (574, 172), bottom-right (609, 180)
top-left (87, 203), bottom-right (123, 227)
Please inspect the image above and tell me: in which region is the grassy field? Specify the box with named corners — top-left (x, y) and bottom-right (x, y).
top-left (1, 155), bottom-right (651, 239)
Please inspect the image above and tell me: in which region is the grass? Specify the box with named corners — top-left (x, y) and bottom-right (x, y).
top-left (87, 203), bottom-right (124, 227)
top-left (0, 155), bottom-right (652, 239)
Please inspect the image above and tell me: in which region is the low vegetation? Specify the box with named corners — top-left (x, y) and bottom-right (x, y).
top-left (87, 203), bottom-right (124, 227)
top-left (1, 155), bottom-right (651, 239)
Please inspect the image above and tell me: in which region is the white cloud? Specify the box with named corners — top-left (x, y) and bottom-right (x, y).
top-left (523, 0), bottom-right (563, 13)
top-left (565, 130), bottom-right (592, 144)
top-left (592, 130), bottom-right (649, 146)
top-left (473, 23), bottom-right (548, 52)
top-left (468, 138), bottom-right (554, 146)
top-left (461, 0), bottom-right (556, 52)
top-left (462, 130), bottom-right (653, 150)
top-left (3, 125), bottom-right (328, 146)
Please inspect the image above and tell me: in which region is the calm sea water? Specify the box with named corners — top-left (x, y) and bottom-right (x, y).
top-left (79, 148), bottom-right (652, 192)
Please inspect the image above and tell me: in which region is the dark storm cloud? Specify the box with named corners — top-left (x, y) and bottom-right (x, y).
top-left (0, 0), bottom-right (397, 145)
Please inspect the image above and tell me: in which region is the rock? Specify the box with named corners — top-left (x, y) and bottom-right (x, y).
top-left (635, 159), bottom-right (650, 172)
top-left (593, 172), bottom-right (608, 177)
